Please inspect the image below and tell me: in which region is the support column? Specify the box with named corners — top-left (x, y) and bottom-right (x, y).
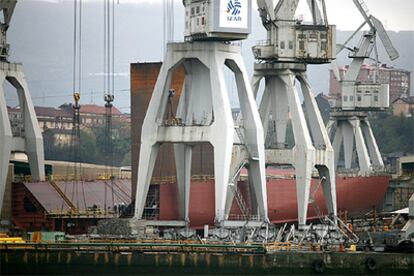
top-left (342, 121), bottom-right (354, 169)
top-left (299, 74), bottom-right (336, 218)
top-left (231, 56), bottom-right (268, 221)
top-left (10, 72), bottom-right (45, 181)
top-left (251, 74), bottom-right (263, 98)
top-left (351, 119), bottom-right (371, 174)
top-left (326, 119), bottom-right (336, 138)
top-left (174, 144), bottom-right (192, 222)
top-left (331, 122), bottom-right (343, 167)
top-left (272, 77), bottom-right (289, 147)
top-left (134, 58), bottom-right (172, 218)
top-left (209, 54), bottom-right (234, 223)
top-left (258, 80), bottom-right (272, 141)
top-left (361, 119), bottom-right (384, 169)
top-left (134, 143), bottom-right (160, 218)
top-left (0, 76), bottom-right (12, 211)
top-left (281, 72), bottom-right (315, 228)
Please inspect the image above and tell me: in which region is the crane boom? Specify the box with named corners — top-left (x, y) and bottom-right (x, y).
top-left (371, 16), bottom-right (400, 61)
top-left (353, 0), bottom-right (374, 29)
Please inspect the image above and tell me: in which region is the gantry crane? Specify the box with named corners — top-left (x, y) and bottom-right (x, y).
top-left (252, 0), bottom-right (337, 228)
top-left (327, 0), bottom-right (399, 174)
top-left (0, 0), bottom-right (45, 215)
top-left (135, 0), bottom-right (269, 227)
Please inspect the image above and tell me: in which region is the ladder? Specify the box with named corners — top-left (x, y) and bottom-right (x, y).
top-left (356, 0), bottom-right (370, 16)
top-left (230, 159), bottom-right (250, 220)
top-left (309, 177), bottom-right (325, 223)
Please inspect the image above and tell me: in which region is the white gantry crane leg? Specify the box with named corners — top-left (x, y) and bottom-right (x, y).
top-left (342, 121), bottom-right (354, 170)
top-left (1, 0), bottom-right (45, 215)
top-left (360, 119), bottom-right (384, 169)
top-left (350, 119), bottom-right (371, 174)
top-left (253, 67), bottom-right (336, 228)
top-left (0, 73), bottom-right (13, 213)
top-left (0, 66), bottom-right (46, 210)
top-left (135, 42), bottom-right (268, 226)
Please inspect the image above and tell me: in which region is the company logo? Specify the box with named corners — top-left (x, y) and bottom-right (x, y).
top-left (227, 0), bottom-right (242, 16)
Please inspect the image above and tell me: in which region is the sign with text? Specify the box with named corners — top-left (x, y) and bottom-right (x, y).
top-left (219, 0), bottom-right (248, 29)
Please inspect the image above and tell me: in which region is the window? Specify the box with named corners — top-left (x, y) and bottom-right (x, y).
top-left (320, 33), bottom-right (327, 39)
top-left (196, 6), bottom-right (200, 14)
top-left (196, 18), bottom-right (199, 26)
top-left (374, 96), bottom-right (378, 102)
top-left (309, 33), bottom-right (318, 39)
top-left (299, 41), bottom-right (305, 51)
top-left (350, 96), bottom-right (354, 101)
top-left (357, 96), bottom-right (362, 101)
top-left (321, 42), bottom-right (327, 51)
top-left (280, 41), bottom-right (285, 49)
top-left (343, 96), bottom-right (348, 102)
top-left (289, 41), bottom-right (293, 49)
top-left (191, 7), bottom-right (194, 15)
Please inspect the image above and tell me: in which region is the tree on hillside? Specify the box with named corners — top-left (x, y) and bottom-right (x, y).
top-left (370, 112), bottom-right (414, 155)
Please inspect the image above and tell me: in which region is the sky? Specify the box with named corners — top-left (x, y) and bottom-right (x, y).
top-left (6, 0), bottom-right (414, 112)
top-left (32, 0), bottom-right (414, 31)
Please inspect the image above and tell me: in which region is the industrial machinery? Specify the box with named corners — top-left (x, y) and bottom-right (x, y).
top-left (251, 0), bottom-right (337, 229)
top-left (327, 0), bottom-right (399, 174)
top-left (0, 0), bottom-right (45, 214)
top-left (400, 193), bottom-right (414, 241)
top-left (135, 0), bottom-right (269, 227)
top-left (184, 0), bottom-right (251, 41)
top-left (253, 0), bottom-right (335, 62)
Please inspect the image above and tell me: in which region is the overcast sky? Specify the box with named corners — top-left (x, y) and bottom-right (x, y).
top-left (7, 0), bottom-right (413, 112)
top-left (32, 0), bottom-right (414, 31)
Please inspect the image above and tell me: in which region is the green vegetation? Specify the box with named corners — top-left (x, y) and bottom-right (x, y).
top-left (370, 112), bottom-right (414, 155)
top-left (43, 118), bottom-right (131, 167)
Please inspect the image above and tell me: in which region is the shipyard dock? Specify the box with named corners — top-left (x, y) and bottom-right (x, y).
top-left (1, 241), bottom-right (413, 275)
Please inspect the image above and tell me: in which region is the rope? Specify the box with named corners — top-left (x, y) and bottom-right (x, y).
top-left (62, 0), bottom-right (87, 216)
top-left (103, 0), bottom-right (116, 216)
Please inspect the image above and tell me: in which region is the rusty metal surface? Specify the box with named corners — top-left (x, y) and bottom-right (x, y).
top-left (130, 62), bottom-right (214, 201)
top-left (23, 180), bottom-right (132, 214)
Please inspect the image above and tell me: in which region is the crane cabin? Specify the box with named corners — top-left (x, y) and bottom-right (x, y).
top-left (340, 82), bottom-right (389, 111)
top-left (183, 0), bottom-right (252, 41)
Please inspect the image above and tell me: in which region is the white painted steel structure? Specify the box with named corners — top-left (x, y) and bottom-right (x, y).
top-left (400, 193), bottom-right (414, 240)
top-left (0, 0), bottom-right (45, 213)
top-left (135, 0), bottom-right (268, 225)
top-left (327, 0), bottom-right (399, 175)
top-left (253, 0), bottom-right (337, 228)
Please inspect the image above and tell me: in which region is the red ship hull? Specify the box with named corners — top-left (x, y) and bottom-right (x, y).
top-left (158, 173), bottom-right (389, 228)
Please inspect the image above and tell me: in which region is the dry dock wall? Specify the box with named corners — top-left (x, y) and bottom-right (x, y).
top-left (1, 249), bottom-right (413, 275)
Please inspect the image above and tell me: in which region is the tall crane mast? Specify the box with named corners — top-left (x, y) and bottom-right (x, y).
top-left (252, 0), bottom-right (337, 228)
top-left (327, 0), bottom-right (399, 174)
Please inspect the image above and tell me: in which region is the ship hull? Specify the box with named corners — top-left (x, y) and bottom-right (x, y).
top-left (158, 175), bottom-right (389, 228)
